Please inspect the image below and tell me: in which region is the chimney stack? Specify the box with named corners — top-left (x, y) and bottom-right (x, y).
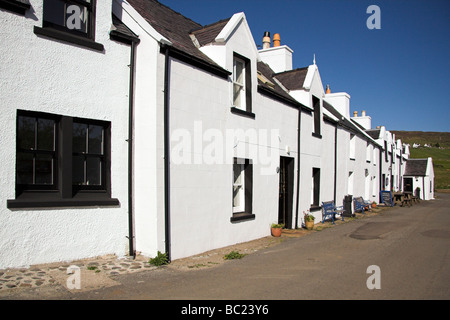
top-left (263, 31), bottom-right (271, 49)
top-left (273, 33), bottom-right (280, 47)
top-left (326, 84), bottom-right (331, 94)
top-left (352, 109), bottom-right (372, 130)
top-left (259, 31), bottom-right (293, 73)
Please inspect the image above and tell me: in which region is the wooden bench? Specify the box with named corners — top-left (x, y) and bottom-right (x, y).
top-left (393, 192), bottom-right (412, 207)
top-left (403, 192), bottom-right (413, 207)
top-left (321, 201), bottom-right (344, 224)
top-left (353, 197), bottom-right (371, 214)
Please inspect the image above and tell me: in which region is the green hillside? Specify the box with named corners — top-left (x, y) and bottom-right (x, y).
top-left (392, 131), bottom-right (450, 190)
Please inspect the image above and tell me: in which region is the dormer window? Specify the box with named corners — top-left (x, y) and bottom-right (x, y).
top-left (231, 53), bottom-right (254, 118)
top-left (312, 95), bottom-right (321, 137)
top-left (233, 57), bottom-right (246, 110)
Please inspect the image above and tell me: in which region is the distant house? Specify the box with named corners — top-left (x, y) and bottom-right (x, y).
top-left (365, 126), bottom-right (409, 200)
top-left (403, 158), bottom-right (435, 200)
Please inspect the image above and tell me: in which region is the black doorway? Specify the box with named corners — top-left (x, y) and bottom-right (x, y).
top-left (278, 156), bottom-right (294, 228)
top-left (404, 177), bottom-right (413, 192)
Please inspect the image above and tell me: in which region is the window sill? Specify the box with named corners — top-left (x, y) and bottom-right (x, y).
top-left (312, 132), bottom-right (322, 139)
top-left (33, 26), bottom-right (104, 52)
top-left (7, 191), bottom-right (119, 209)
top-left (0, 0), bottom-right (30, 15)
top-left (230, 107), bottom-right (255, 119)
top-left (230, 212), bottom-right (255, 222)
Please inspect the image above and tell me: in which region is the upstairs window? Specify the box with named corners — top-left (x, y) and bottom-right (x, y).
top-left (231, 53), bottom-right (253, 118)
top-left (43, 0), bottom-right (95, 39)
top-left (349, 134), bottom-right (356, 160)
top-left (366, 142), bottom-right (371, 162)
top-left (312, 95), bottom-right (321, 137)
top-left (233, 57), bottom-right (246, 110)
top-left (34, 0), bottom-right (104, 52)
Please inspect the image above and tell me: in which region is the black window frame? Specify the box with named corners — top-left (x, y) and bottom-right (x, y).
top-left (15, 110), bottom-right (59, 196)
top-left (33, 0), bottom-right (104, 52)
top-left (230, 157), bottom-right (254, 222)
top-left (71, 117), bottom-right (109, 192)
top-left (42, 0), bottom-right (95, 39)
top-left (312, 95), bottom-right (321, 138)
top-left (230, 52), bottom-right (255, 119)
top-left (7, 110), bottom-right (118, 209)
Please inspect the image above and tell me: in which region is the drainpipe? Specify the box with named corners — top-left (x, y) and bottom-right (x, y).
top-left (163, 45), bottom-right (172, 262)
top-left (379, 145), bottom-right (383, 203)
top-left (294, 108), bottom-right (301, 229)
top-left (127, 40), bottom-right (137, 258)
top-left (333, 123), bottom-right (338, 203)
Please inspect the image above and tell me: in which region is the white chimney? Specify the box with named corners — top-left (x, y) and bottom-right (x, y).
top-left (324, 92), bottom-right (351, 119)
top-left (351, 109), bottom-right (372, 130)
top-left (259, 32), bottom-right (293, 73)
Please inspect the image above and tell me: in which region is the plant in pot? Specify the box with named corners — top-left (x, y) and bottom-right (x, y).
top-left (271, 223), bottom-right (284, 237)
top-left (303, 211), bottom-right (315, 230)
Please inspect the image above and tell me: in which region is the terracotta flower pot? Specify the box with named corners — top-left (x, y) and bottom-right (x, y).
top-left (271, 227), bottom-right (282, 237)
top-left (305, 220), bottom-right (314, 230)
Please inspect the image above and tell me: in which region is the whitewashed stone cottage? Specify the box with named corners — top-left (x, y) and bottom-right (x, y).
top-left (0, 0), bottom-right (432, 269)
top-left (0, 0), bottom-right (139, 268)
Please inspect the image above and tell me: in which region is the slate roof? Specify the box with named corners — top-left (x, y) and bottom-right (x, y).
top-left (127, 1), bottom-right (308, 109)
top-left (404, 159), bottom-right (429, 176)
top-left (127, 0), bottom-right (225, 70)
top-left (191, 18), bottom-right (231, 46)
top-left (365, 129), bottom-right (381, 140)
top-left (273, 67), bottom-right (309, 91)
top-left (257, 61), bottom-right (306, 109)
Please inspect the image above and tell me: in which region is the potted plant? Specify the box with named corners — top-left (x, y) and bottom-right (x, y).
top-left (304, 211), bottom-right (315, 230)
top-left (271, 223), bottom-right (284, 237)
top-left (371, 201), bottom-right (377, 208)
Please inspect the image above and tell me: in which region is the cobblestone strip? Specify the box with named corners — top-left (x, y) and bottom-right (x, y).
top-left (0, 255), bottom-right (155, 291)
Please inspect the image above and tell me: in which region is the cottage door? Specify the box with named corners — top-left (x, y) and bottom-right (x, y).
top-left (404, 177), bottom-right (413, 193)
top-left (278, 157), bottom-right (294, 228)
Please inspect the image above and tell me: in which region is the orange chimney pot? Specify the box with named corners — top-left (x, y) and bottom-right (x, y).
top-left (273, 33), bottom-right (280, 47)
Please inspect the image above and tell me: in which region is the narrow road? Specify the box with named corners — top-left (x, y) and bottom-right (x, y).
top-left (87, 193), bottom-right (449, 300)
top-left (4, 193), bottom-right (450, 303)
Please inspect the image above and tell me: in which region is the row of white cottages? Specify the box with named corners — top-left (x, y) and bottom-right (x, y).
top-left (0, 0), bottom-right (434, 269)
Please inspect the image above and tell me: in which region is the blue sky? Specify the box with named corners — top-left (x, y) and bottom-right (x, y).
top-left (159, 0), bottom-right (450, 132)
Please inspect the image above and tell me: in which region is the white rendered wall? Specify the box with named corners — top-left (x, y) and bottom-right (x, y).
top-left (0, 1), bottom-right (131, 269)
top-left (167, 57), bottom-right (299, 260)
top-left (166, 17), bottom-right (300, 260)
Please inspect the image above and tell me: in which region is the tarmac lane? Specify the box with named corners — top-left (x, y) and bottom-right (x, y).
top-left (1, 193), bottom-right (449, 301)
